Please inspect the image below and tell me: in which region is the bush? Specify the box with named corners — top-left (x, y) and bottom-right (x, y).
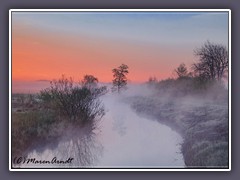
top-left (12, 75), bottom-right (107, 163)
top-left (38, 75), bottom-right (106, 123)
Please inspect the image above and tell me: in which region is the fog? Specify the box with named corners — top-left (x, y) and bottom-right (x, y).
top-left (19, 84), bottom-right (185, 168)
top-left (15, 79), bottom-right (228, 168)
top-left (97, 92), bottom-right (184, 167)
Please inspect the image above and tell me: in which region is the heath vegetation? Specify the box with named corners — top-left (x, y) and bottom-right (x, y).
top-left (12, 41), bottom-right (229, 168)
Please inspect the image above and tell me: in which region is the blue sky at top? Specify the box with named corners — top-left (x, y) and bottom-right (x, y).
top-left (12, 11), bottom-right (228, 46)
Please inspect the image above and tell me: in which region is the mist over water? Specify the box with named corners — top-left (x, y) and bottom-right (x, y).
top-left (17, 84), bottom-right (185, 168)
top-left (97, 92), bottom-right (184, 167)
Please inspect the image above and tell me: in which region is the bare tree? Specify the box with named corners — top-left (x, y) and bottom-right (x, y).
top-left (112, 64), bottom-right (129, 93)
top-left (192, 41), bottom-right (228, 81)
top-left (39, 75), bottom-right (105, 123)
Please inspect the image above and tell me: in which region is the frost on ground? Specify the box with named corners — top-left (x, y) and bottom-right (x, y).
top-left (12, 82), bottom-right (228, 168)
top-left (126, 82), bottom-right (229, 168)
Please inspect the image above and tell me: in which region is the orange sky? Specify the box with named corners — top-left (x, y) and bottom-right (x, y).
top-left (10, 12), bottom-right (229, 93)
top-left (12, 24), bottom-right (193, 83)
top-left (12, 12), bottom-right (228, 84)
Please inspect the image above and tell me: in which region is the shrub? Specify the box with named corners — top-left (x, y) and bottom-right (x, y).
top-left (38, 75), bottom-right (106, 123)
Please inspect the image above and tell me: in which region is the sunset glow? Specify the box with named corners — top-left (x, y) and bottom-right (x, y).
top-left (11, 11), bottom-right (228, 92)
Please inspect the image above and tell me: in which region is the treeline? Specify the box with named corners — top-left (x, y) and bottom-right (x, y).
top-left (147, 41), bottom-right (228, 98)
top-left (12, 40), bottom-right (229, 166)
top-left (131, 41), bottom-right (229, 167)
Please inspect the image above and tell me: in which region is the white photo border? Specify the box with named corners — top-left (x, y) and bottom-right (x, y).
top-left (9, 9), bottom-right (231, 172)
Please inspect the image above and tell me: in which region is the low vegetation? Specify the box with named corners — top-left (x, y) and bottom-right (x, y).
top-left (129, 41), bottom-right (229, 168)
top-left (11, 41), bottom-right (229, 168)
top-left (130, 79), bottom-right (228, 167)
top-left (12, 75), bottom-right (107, 161)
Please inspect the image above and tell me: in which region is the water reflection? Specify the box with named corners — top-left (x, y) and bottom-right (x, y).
top-left (17, 93), bottom-right (185, 168)
top-left (21, 121), bottom-right (103, 168)
top-left (57, 122), bottom-right (103, 167)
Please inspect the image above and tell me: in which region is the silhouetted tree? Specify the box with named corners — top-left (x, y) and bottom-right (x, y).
top-left (112, 64), bottom-right (129, 93)
top-left (174, 63), bottom-right (189, 79)
top-left (82, 75), bottom-right (98, 89)
top-left (192, 41), bottom-right (228, 81)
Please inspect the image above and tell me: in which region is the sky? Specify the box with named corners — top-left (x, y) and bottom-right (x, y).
top-left (11, 11), bottom-right (229, 89)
